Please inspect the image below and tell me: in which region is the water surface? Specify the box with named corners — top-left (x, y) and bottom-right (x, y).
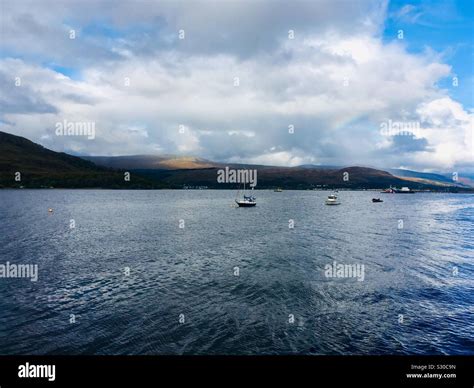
top-left (0, 190), bottom-right (472, 355)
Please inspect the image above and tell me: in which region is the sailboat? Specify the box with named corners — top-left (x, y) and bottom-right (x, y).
top-left (235, 182), bottom-right (256, 207)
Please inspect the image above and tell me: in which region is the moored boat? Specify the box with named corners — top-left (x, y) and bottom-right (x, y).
top-left (235, 195), bottom-right (257, 207)
top-left (235, 182), bottom-right (257, 207)
top-left (325, 194), bottom-right (340, 205)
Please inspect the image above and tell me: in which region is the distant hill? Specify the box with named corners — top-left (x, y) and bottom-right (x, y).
top-left (0, 131), bottom-right (471, 191)
top-left (0, 131), bottom-right (156, 188)
top-left (296, 164), bottom-right (342, 170)
top-left (82, 155), bottom-right (216, 170)
top-left (84, 155), bottom-right (412, 189)
top-left (453, 172), bottom-right (474, 188)
top-left (388, 168), bottom-right (471, 188)
top-left (85, 154), bottom-right (470, 190)
top-left (132, 165), bottom-right (468, 190)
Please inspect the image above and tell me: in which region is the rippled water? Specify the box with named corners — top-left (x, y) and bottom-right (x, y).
top-left (0, 189), bottom-right (472, 355)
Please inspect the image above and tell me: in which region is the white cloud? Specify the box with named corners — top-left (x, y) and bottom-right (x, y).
top-left (414, 98), bottom-right (473, 169)
top-left (0, 0), bottom-right (471, 172)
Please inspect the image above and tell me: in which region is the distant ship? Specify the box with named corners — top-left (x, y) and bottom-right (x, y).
top-left (394, 187), bottom-right (415, 194)
top-left (381, 186), bottom-right (415, 194)
top-left (274, 188), bottom-right (283, 192)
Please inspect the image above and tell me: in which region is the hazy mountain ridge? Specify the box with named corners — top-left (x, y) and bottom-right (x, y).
top-left (82, 155), bottom-right (217, 170)
top-left (83, 154), bottom-right (472, 189)
top-left (0, 131), bottom-right (471, 191)
top-left (141, 165), bottom-right (468, 190)
top-left (132, 165), bottom-right (416, 190)
top-left (387, 168), bottom-right (473, 188)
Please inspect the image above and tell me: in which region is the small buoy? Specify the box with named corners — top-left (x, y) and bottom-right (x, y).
top-left (48, 208), bottom-right (53, 213)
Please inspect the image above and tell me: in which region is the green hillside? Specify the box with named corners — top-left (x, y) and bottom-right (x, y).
top-left (0, 131), bottom-right (156, 188)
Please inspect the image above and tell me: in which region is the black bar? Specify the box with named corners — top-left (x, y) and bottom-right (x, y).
top-left (0, 356), bottom-right (472, 386)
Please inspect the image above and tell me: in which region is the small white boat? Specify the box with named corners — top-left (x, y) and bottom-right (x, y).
top-left (325, 194), bottom-right (340, 205)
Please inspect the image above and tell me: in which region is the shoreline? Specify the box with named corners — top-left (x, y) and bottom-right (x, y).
top-left (1, 187), bottom-right (473, 193)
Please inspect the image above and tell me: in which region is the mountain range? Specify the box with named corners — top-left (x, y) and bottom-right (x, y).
top-left (0, 131), bottom-right (472, 191)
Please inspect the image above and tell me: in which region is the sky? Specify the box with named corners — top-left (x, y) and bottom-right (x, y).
top-left (0, 0), bottom-right (473, 172)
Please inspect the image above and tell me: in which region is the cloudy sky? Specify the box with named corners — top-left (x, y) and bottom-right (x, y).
top-left (0, 0), bottom-right (472, 172)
